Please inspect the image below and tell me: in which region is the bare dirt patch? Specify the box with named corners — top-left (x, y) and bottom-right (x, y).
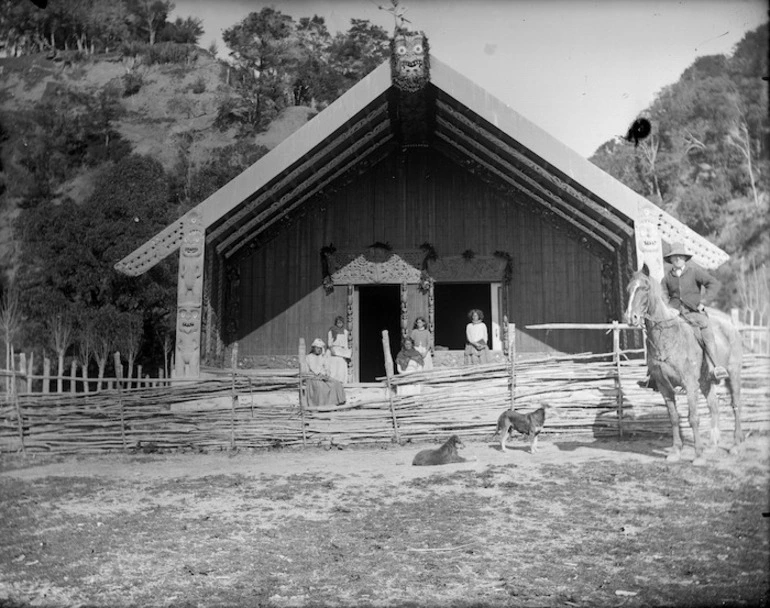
top-left (1, 432), bottom-right (768, 608)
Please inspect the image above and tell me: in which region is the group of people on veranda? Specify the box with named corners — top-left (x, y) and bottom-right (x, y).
top-left (305, 240), bottom-right (726, 406)
top-left (304, 309), bottom-right (493, 406)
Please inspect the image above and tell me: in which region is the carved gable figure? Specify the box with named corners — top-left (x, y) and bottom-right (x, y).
top-left (390, 31), bottom-right (430, 92)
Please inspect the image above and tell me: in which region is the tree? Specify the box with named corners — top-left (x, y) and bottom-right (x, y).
top-left (159, 16), bottom-right (203, 44)
top-left (45, 307), bottom-right (75, 393)
top-left (327, 19), bottom-right (389, 88)
top-left (92, 305), bottom-right (119, 390)
top-left (0, 286), bottom-right (22, 373)
top-left (115, 311), bottom-right (143, 387)
top-left (15, 153), bottom-right (177, 370)
top-left (590, 23), bottom-right (768, 311)
top-left (222, 7), bottom-right (297, 131)
top-left (126, 0), bottom-right (174, 45)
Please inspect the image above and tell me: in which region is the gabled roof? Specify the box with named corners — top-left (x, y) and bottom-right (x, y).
top-left (115, 55), bottom-right (728, 276)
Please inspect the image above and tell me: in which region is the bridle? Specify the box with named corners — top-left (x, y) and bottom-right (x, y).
top-left (626, 277), bottom-right (679, 329)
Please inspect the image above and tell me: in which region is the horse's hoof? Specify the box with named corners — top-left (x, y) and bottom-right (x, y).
top-left (666, 452), bottom-right (682, 463)
top-left (729, 444), bottom-right (743, 456)
top-left (692, 456), bottom-right (707, 467)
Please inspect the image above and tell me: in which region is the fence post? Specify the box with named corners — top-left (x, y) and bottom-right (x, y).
top-left (113, 352), bottom-right (126, 452)
top-left (230, 348), bottom-right (237, 451)
top-left (612, 321), bottom-right (624, 438)
top-left (297, 338), bottom-right (308, 446)
top-left (382, 330), bottom-right (400, 444)
top-left (507, 323), bottom-right (517, 410)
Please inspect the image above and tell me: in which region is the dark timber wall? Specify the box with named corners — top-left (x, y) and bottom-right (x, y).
top-left (231, 148), bottom-right (610, 359)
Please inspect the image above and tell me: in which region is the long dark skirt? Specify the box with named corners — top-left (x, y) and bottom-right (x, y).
top-left (306, 376), bottom-right (346, 406)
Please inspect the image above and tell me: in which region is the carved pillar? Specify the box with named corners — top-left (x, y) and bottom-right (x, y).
top-left (635, 201), bottom-right (664, 281)
top-left (203, 250), bottom-right (214, 365)
top-left (174, 211), bottom-right (204, 378)
top-left (400, 282), bottom-right (409, 342)
top-left (346, 284), bottom-right (354, 379)
top-left (428, 281), bottom-right (435, 345)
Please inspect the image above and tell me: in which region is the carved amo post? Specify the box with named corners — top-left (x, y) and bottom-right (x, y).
top-left (175, 211), bottom-right (205, 378)
top-left (400, 282), bottom-right (409, 342)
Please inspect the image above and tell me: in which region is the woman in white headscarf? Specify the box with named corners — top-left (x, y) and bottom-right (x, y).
top-left (305, 338), bottom-right (346, 407)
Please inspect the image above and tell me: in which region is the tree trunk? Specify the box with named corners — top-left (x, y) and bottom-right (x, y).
top-left (57, 351), bottom-right (65, 393)
top-left (97, 357), bottom-right (106, 391)
top-left (128, 355), bottom-right (135, 389)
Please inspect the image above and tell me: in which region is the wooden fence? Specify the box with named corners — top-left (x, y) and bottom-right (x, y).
top-left (731, 308), bottom-right (769, 355)
top-left (2, 350), bottom-right (171, 396)
top-left (2, 348), bottom-right (768, 454)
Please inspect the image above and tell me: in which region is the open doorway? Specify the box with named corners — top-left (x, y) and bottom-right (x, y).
top-left (434, 283), bottom-right (492, 349)
top-left (358, 285), bottom-right (401, 382)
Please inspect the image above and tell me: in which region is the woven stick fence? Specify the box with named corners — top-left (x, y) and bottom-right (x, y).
top-left (1, 350), bottom-right (768, 454)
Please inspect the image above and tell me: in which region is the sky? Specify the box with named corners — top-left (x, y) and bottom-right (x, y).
top-left (171, 0), bottom-right (767, 158)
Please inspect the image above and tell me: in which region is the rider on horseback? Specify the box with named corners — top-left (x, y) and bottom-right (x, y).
top-left (660, 242), bottom-right (728, 382)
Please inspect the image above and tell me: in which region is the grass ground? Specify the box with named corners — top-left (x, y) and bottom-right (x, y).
top-left (1, 432), bottom-right (768, 608)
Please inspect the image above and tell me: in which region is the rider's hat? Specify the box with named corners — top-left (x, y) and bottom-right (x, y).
top-left (663, 242), bottom-right (693, 262)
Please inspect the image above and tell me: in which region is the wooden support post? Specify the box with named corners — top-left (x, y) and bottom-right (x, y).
top-left (382, 330), bottom-right (400, 444)
top-left (229, 345), bottom-right (237, 450)
top-left (230, 370), bottom-right (237, 451)
top-left (612, 321), bottom-right (624, 437)
top-left (113, 352), bottom-right (126, 452)
top-left (508, 323), bottom-right (516, 411)
top-left (297, 338), bottom-right (308, 446)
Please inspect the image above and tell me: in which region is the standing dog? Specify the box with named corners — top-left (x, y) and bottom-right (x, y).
top-left (496, 404), bottom-right (548, 453)
top-left (412, 435), bottom-right (470, 466)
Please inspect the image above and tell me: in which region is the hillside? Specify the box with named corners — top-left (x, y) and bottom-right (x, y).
top-left (0, 50), bottom-right (314, 278)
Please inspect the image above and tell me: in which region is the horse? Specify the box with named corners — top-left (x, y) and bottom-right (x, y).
top-left (625, 265), bottom-right (744, 464)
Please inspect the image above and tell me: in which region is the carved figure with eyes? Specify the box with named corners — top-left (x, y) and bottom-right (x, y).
top-left (390, 31), bottom-right (430, 92)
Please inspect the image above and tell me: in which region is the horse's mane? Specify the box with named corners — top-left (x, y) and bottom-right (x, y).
top-left (632, 270), bottom-right (679, 321)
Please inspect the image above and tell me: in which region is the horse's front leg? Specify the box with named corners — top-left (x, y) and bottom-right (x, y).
top-left (699, 377), bottom-right (720, 452)
top-left (686, 385), bottom-right (706, 466)
top-left (662, 392), bottom-right (683, 462)
top-left (726, 368), bottom-right (744, 454)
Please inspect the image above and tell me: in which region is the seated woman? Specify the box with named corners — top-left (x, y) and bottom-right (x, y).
top-left (410, 316), bottom-right (433, 370)
top-left (464, 308), bottom-right (491, 365)
top-left (305, 338), bottom-right (346, 407)
top-left (396, 337), bottom-right (424, 375)
top-left (326, 315), bottom-right (350, 383)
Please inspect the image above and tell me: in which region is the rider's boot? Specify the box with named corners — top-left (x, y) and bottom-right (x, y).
top-left (702, 327), bottom-right (728, 382)
top-left (637, 374), bottom-right (659, 392)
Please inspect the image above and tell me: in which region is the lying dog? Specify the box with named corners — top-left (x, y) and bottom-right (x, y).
top-left (412, 435), bottom-right (470, 466)
top-left (496, 404), bottom-right (548, 453)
